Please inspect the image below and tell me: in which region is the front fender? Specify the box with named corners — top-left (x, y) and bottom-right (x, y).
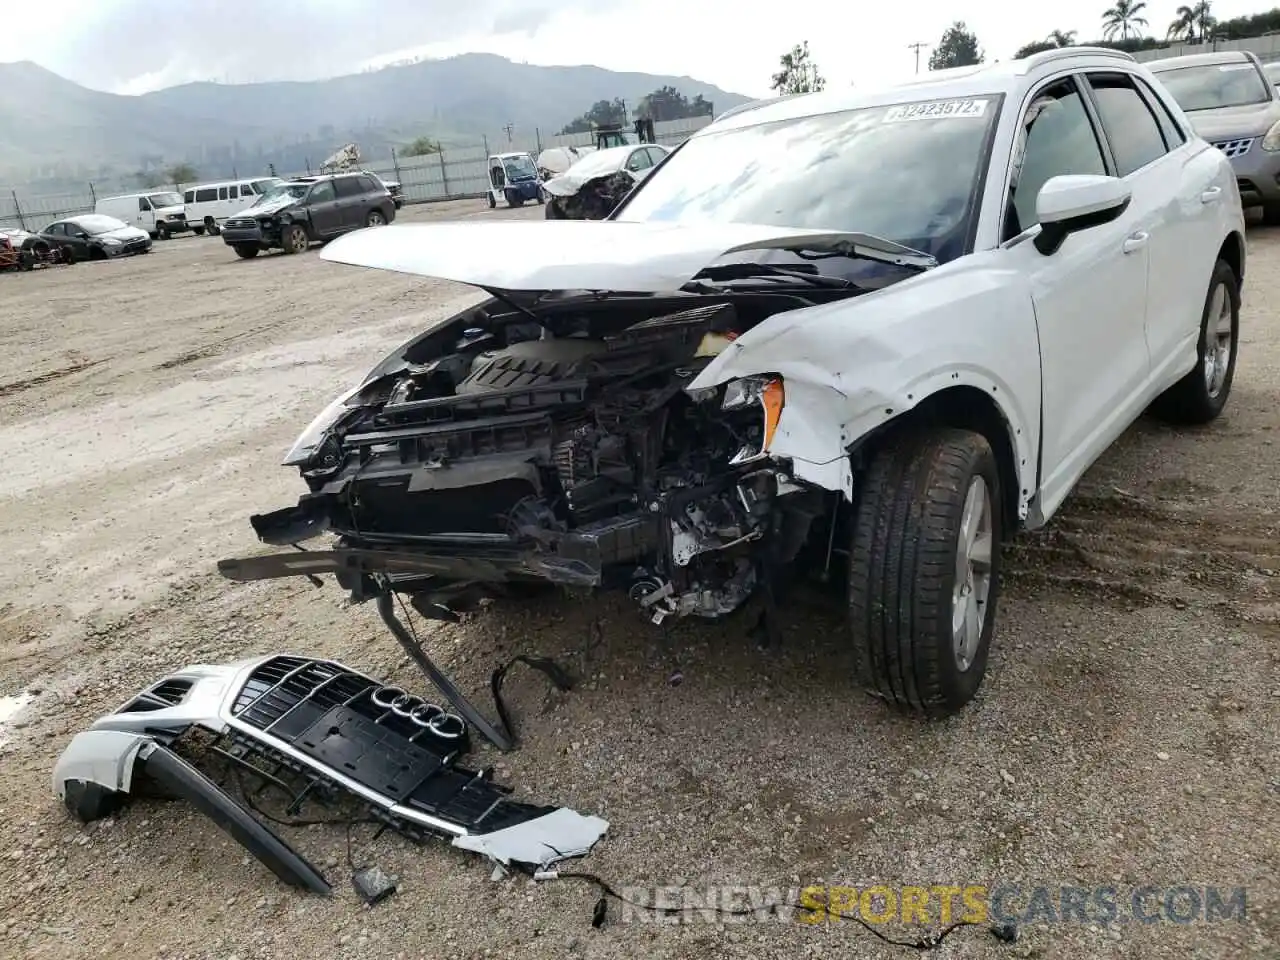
top-left (688, 258), bottom-right (1043, 509)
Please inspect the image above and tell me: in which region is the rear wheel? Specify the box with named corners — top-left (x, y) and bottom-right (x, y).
top-left (280, 223), bottom-right (308, 254)
top-left (1150, 257), bottom-right (1239, 424)
top-left (191, 225), bottom-right (206, 236)
top-left (233, 243), bottom-right (260, 259)
top-left (848, 429), bottom-right (1003, 717)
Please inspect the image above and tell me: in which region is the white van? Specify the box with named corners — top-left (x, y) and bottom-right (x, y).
top-left (94, 191), bottom-right (191, 240)
top-left (182, 178), bottom-right (283, 235)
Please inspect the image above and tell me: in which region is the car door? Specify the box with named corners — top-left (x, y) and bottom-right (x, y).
top-left (997, 74), bottom-right (1153, 512)
top-left (305, 181), bottom-right (342, 237)
top-left (55, 222), bottom-right (90, 256)
top-left (332, 176), bottom-right (365, 229)
top-left (1122, 73), bottom-right (1232, 375)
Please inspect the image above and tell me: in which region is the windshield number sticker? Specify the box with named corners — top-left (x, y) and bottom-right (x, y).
top-left (883, 99), bottom-right (988, 122)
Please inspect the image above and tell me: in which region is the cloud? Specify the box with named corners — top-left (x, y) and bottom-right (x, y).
top-left (6, 0), bottom-right (600, 92)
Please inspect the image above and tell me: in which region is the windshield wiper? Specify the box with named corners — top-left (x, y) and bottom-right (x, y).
top-left (685, 262), bottom-right (857, 291)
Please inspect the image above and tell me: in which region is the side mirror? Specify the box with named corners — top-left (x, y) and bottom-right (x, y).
top-left (1033, 174), bottom-right (1131, 255)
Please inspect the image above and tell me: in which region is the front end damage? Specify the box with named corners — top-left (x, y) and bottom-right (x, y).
top-left (221, 293), bottom-right (838, 627)
top-left (543, 171), bottom-right (636, 220)
top-left (53, 655), bottom-right (609, 892)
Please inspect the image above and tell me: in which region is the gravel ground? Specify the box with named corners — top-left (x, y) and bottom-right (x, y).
top-left (0, 199), bottom-right (1276, 960)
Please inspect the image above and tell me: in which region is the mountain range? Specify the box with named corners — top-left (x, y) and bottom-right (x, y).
top-left (0, 54), bottom-right (752, 185)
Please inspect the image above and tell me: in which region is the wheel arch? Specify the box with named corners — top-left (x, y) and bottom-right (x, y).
top-left (1218, 230), bottom-right (1244, 291)
top-left (846, 384), bottom-right (1027, 534)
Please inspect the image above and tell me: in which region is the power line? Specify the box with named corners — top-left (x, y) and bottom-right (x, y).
top-left (906, 41), bottom-right (926, 73)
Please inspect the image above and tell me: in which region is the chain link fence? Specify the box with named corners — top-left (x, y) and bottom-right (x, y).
top-left (0, 116), bottom-right (714, 231)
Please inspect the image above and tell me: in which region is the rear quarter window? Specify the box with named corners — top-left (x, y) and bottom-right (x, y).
top-left (195, 188), bottom-right (217, 202)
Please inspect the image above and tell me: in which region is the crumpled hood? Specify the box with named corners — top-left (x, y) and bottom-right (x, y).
top-left (247, 195), bottom-right (302, 217)
top-left (542, 168), bottom-right (628, 198)
top-left (1183, 99), bottom-right (1280, 139)
top-left (318, 220), bottom-right (936, 293)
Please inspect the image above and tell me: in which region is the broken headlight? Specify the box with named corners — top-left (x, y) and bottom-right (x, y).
top-left (282, 383), bottom-right (363, 466)
top-left (722, 375), bottom-right (784, 464)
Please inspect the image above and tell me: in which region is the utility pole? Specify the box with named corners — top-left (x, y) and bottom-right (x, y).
top-left (503, 122), bottom-right (514, 143)
top-left (908, 41), bottom-right (928, 73)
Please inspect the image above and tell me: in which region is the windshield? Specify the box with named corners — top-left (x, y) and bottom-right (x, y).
top-left (256, 182), bottom-right (310, 203)
top-left (613, 96), bottom-right (1001, 264)
top-left (502, 155), bottom-right (538, 179)
top-left (74, 215), bottom-right (129, 235)
top-left (148, 192), bottom-right (183, 208)
top-left (1153, 62), bottom-right (1272, 110)
top-left (251, 178), bottom-right (282, 194)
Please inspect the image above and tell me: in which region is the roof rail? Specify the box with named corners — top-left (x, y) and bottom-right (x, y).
top-left (1021, 45), bottom-right (1137, 72)
top-left (714, 93), bottom-right (809, 123)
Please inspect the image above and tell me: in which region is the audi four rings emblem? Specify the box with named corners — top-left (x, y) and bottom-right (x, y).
top-left (369, 685), bottom-right (466, 739)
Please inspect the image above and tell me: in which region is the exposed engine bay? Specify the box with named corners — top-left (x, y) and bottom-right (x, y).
top-left (543, 171), bottom-right (636, 220)
top-left (220, 289), bottom-right (842, 626)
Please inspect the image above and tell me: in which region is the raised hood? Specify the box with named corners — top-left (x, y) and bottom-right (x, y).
top-left (318, 221), bottom-right (936, 293)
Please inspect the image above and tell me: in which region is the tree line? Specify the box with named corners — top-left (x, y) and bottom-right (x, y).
top-left (558, 86), bottom-right (715, 135)
top-left (768, 3), bottom-right (1280, 93)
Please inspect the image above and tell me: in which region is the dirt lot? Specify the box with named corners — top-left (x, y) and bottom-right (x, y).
top-left (0, 199), bottom-right (1276, 960)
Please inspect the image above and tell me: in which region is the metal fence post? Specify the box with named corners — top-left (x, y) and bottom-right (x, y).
top-left (437, 151), bottom-right (450, 198)
top-left (391, 147), bottom-right (402, 186)
top-left (483, 135), bottom-right (489, 160)
top-left (88, 182), bottom-right (96, 205)
top-left (535, 128), bottom-right (543, 154)
top-left (11, 191), bottom-right (24, 231)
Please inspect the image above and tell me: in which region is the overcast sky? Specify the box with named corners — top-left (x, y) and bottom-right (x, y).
top-left (0, 0), bottom-right (1268, 98)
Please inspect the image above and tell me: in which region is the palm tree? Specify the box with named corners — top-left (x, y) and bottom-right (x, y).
top-left (1168, 4), bottom-right (1196, 40)
top-left (1193, 0), bottom-right (1217, 41)
top-left (1168, 1), bottom-right (1215, 42)
top-left (1047, 29), bottom-right (1078, 46)
top-left (1102, 0), bottom-right (1149, 40)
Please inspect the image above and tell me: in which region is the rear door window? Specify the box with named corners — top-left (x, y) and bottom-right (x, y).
top-left (333, 177), bottom-right (363, 198)
top-left (1085, 72), bottom-right (1171, 176)
top-left (195, 188), bottom-right (217, 202)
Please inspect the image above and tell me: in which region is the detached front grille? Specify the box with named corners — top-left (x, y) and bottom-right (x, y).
top-left (1212, 137), bottom-right (1255, 159)
top-left (227, 655), bottom-right (552, 832)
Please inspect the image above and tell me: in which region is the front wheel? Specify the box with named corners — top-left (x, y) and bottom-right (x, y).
top-left (848, 428), bottom-right (1003, 717)
top-left (365, 210), bottom-right (386, 227)
top-left (233, 244), bottom-right (260, 259)
top-left (1150, 258), bottom-right (1239, 424)
top-left (156, 223), bottom-right (169, 241)
top-left (191, 226), bottom-right (206, 236)
top-left (280, 223), bottom-right (308, 254)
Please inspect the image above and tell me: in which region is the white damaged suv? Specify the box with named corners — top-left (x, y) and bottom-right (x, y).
top-left (225, 47), bottom-right (1245, 718)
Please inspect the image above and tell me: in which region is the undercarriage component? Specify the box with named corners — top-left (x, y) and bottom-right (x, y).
top-left (52, 655), bottom-right (609, 890)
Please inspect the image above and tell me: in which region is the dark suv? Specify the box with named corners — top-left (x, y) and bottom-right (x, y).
top-left (220, 173), bottom-right (396, 259)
